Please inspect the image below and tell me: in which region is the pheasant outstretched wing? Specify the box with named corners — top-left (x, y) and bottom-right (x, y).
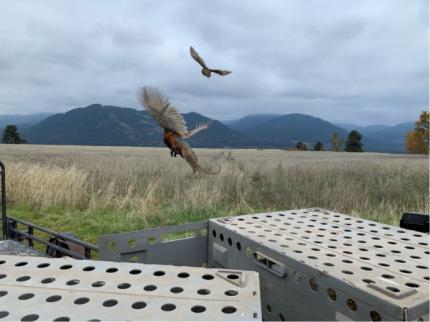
top-left (139, 87), bottom-right (211, 139)
top-left (190, 46), bottom-right (208, 69)
top-left (139, 87), bottom-right (188, 137)
top-left (210, 69), bottom-right (232, 76)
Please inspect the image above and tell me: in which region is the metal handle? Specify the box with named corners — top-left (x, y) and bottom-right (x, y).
top-left (253, 251), bottom-right (286, 277)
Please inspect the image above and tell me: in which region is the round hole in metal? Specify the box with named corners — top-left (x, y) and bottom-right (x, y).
top-left (227, 238), bottom-right (232, 246)
top-left (225, 290), bottom-right (238, 296)
top-left (18, 293), bottom-right (34, 300)
top-left (220, 234), bottom-right (224, 242)
top-left (102, 299), bottom-right (118, 307)
top-left (362, 279), bottom-right (375, 284)
top-left (153, 271), bottom-right (165, 277)
top-left (53, 317), bottom-right (70, 322)
top-left (21, 314), bottom-right (39, 321)
top-left (342, 270), bottom-right (353, 275)
top-left (417, 265), bottom-right (428, 269)
top-left (0, 291), bottom-right (7, 297)
top-left (60, 265), bottom-right (72, 270)
top-left (212, 230), bottom-right (216, 238)
top-left (327, 288), bottom-right (337, 301)
top-left (347, 299), bottom-right (357, 311)
top-left (236, 242), bottom-right (242, 251)
top-left (16, 276), bottom-right (30, 282)
top-left (0, 275), bottom-right (6, 280)
top-left (83, 266), bottom-right (95, 272)
top-left (266, 305), bottom-right (272, 313)
top-left (227, 274), bottom-right (239, 280)
top-left (129, 269), bottom-right (141, 275)
top-left (405, 282), bottom-right (420, 288)
top-left (222, 306), bottom-right (237, 314)
top-left (161, 304), bottom-right (176, 311)
top-left (202, 274), bottom-right (214, 280)
top-left (0, 311), bottom-right (9, 319)
top-left (46, 295), bottom-right (62, 302)
top-left (132, 301), bottom-right (147, 309)
top-left (117, 283), bottom-right (131, 289)
top-left (41, 278), bottom-right (55, 284)
top-left (381, 274), bottom-right (394, 279)
top-left (15, 262), bottom-right (28, 267)
top-left (309, 278), bottom-right (318, 291)
top-left (361, 266), bottom-right (372, 271)
top-left (191, 305), bottom-right (206, 313)
top-left (106, 268), bottom-right (118, 273)
top-left (144, 285), bottom-right (157, 291)
top-left (197, 289), bottom-right (211, 295)
top-left (170, 287), bottom-right (183, 294)
top-left (66, 279), bottom-right (80, 286)
top-left (74, 297), bottom-right (89, 305)
top-left (128, 239), bottom-right (137, 248)
top-left (37, 263), bottom-right (50, 268)
top-left (177, 272), bottom-right (189, 278)
top-left (91, 281), bottom-right (105, 288)
top-left (400, 269), bottom-right (412, 274)
top-left (370, 311), bottom-right (382, 321)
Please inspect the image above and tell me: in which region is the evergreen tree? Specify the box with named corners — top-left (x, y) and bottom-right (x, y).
top-left (344, 130), bottom-right (363, 152)
top-left (2, 125), bottom-right (27, 144)
top-left (313, 141), bottom-right (324, 151)
top-left (296, 142), bottom-right (307, 151)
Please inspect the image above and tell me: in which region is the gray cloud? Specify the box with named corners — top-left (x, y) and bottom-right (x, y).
top-left (0, 0), bottom-right (427, 125)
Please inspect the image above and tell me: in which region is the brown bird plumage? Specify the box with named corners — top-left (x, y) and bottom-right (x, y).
top-left (190, 46), bottom-right (231, 78)
top-left (139, 87), bottom-right (221, 174)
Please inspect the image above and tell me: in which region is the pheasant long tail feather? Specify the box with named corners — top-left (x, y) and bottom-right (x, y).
top-left (179, 138), bottom-right (221, 175)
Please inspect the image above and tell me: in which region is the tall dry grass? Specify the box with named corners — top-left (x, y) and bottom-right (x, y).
top-left (0, 144), bottom-right (428, 225)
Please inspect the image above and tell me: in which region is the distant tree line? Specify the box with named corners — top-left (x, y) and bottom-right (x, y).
top-left (294, 130), bottom-right (363, 152)
top-left (2, 124), bottom-right (27, 144)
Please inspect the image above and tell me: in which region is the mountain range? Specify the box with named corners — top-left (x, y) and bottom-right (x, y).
top-left (0, 105), bottom-right (414, 153)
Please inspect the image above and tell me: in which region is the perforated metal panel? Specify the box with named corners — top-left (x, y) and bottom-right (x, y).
top-left (0, 255), bottom-right (261, 321)
top-left (208, 208), bottom-right (429, 321)
top-left (99, 221), bottom-right (208, 266)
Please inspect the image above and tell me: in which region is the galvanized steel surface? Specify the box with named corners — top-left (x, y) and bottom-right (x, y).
top-left (0, 255), bottom-right (261, 321)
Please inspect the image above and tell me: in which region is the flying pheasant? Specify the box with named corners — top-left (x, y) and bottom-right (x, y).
top-left (139, 87), bottom-right (221, 174)
top-left (190, 46), bottom-right (231, 78)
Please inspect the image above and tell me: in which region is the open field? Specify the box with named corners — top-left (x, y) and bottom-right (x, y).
top-left (0, 144), bottom-right (428, 244)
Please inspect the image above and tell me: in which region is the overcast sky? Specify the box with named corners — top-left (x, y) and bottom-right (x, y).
top-left (0, 0), bottom-right (428, 125)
